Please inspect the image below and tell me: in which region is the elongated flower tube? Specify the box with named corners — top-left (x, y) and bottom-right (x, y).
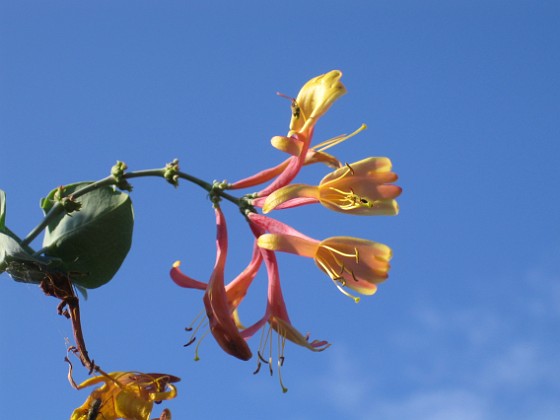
top-left (227, 146), bottom-right (340, 192)
top-left (263, 157), bottom-right (402, 215)
top-left (203, 206), bottom-right (253, 361)
top-left (249, 213), bottom-right (391, 302)
top-left (262, 246), bottom-right (329, 353)
top-left (242, 221), bottom-right (329, 350)
top-left (70, 371), bottom-right (179, 420)
top-left (229, 70), bottom-right (347, 195)
top-left (237, 221), bottom-right (329, 392)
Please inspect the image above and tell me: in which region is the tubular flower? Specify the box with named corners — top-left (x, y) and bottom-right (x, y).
top-left (202, 206), bottom-right (253, 361)
top-left (170, 224), bottom-right (264, 359)
top-left (250, 213), bottom-right (392, 302)
top-left (70, 371), bottom-right (179, 420)
top-left (229, 70), bottom-right (347, 195)
top-left (245, 224), bottom-right (329, 353)
top-left (238, 222), bottom-right (329, 392)
top-left (263, 157), bottom-right (402, 215)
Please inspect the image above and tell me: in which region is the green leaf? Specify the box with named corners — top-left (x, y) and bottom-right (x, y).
top-left (0, 231), bottom-right (49, 283)
top-left (41, 182), bottom-right (134, 289)
top-left (0, 189), bottom-right (6, 231)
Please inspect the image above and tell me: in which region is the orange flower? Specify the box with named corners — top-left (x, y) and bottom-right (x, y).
top-left (263, 157), bottom-right (401, 215)
top-left (170, 221), bottom-right (263, 361)
top-left (228, 70), bottom-right (346, 194)
top-left (70, 371), bottom-right (179, 420)
top-left (202, 206), bottom-right (253, 361)
top-left (250, 213), bottom-right (392, 302)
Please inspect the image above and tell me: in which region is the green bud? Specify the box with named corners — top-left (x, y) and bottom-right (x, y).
top-left (53, 186), bottom-right (82, 214)
top-left (111, 161), bottom-right (133, 192)
top-left (164, 158), bottom-right (180, 187)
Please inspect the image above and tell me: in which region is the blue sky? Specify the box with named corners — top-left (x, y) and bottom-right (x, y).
top-left (1, 1), bottom-right (559, 419)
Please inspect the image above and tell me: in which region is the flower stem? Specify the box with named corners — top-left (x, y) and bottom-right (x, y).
top-left (21, 166), bottom-right (245, 248)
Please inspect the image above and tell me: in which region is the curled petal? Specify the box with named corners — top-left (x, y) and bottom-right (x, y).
top-left (290, 70), bottom-right (347, 135)
top-left (170, 261), bottom-right (207, 290)
top-left (271, 316), bottom-right (330, 352)
top-left (271, 135), bottom-right (304, 157)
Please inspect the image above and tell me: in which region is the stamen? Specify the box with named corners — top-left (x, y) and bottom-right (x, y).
top-left (277, 333), bottom-right (288, 393)
top-left (258, 351), bottom-right (269, 364)
top-left (268, 328), bottom-right (274, 376)
top-left (321, 244), bottom-right (359, 259)
top-left (312, 123), bottom-right (367, 152)
top-left (315, 258), bottom-right (339, 281)
top-left (184, 309), bottom-right (207, 347)
top-left (324, 187), bottom-right (379, 211)
top-left (193, 330), bottom-right (210, 361)
top-left (183, 337), bottom-right (196, 347)
top-left (337, 263), bottom-right (346, 278)
top-left (316, 255), bottom-right (361, 303)
top-left (333, 280), bottom-right (361, 303)
top-left (254, 324), bottom-right (272, 374)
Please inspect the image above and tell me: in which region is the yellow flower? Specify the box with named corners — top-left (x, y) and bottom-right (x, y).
top-left (263, 157), bottom-right (402, 215)
top-left (228, 71), bottom-right (347, 195)
top-left (257, 231), bottom-right (392, 302)
top-left (289, 70), bottom-right (347, 135)
top-left (70, 371), bottom-right (179, 420)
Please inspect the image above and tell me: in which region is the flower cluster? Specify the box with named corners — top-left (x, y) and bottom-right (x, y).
top-left (170, 71), bottom-right (401, 390)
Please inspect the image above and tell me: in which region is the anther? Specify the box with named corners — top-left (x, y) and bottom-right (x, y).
top-left (183, 337), bottom-right (196, 347)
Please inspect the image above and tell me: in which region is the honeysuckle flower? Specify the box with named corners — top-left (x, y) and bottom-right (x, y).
top-left (262, 157), bottom-right (402, 215)
top-left (229, 70), bottom-right (347, 195)
top-left (70, 371), bottom-right (179, 420)
top-left (240, 221), bottom-right (329, 351)
top-left (249, 213), bottom-right (391, 302)
top-left (202, 206), bottom-right (253, 361)
top-left (230, 124), bottom-right (360, 198)
top-left (170, 215), bottom-right (265, 359)
top-left (234, 221), bottom-right (329, 392)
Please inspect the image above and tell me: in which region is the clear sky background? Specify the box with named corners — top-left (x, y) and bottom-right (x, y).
top-left (1, 1), bottom-right (559, 419)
